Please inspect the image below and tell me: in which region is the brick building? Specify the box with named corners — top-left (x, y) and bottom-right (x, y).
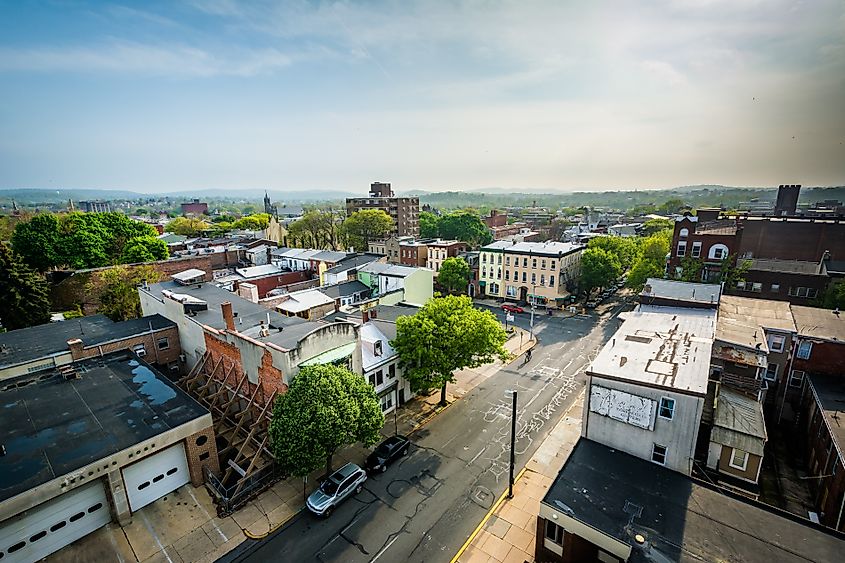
top-left (346, 182), bottom-right (420, 238)
top-left (180, 198), bottom-right (208, 215)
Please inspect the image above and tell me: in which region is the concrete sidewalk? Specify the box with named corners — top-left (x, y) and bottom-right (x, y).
top-left (454, 389), bottom-right (585, 563)
top-left (49, 329), bottom-right (537, 563)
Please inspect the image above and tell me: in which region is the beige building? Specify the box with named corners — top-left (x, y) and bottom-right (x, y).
top-left (427, 240), bottom-right (467, 273)
top-left (478, 241), bottom-right (584, 308)
top-left (346, 182), bottom-right (420, 238)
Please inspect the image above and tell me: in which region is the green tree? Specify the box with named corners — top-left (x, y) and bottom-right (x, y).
top-left (165, 216), bottom-right (210, 236)
top-left (419, 211), bottom-right (440, 238)
top-left (437, 211), bottom-right (493, 247)
top-left (718, 255), bottom-right (751, 288)
top-left (342, 209), bottom-right (393, 251)
top-left (87, 265), bottom-right (160, 321)
top-left (626, 231), bottom-right (672, 291)
top-left (658, 198), bottom-right (686, 214)
top-left (640, 218), bottom-right (674, 236)
top-left (817, 281), bottom-right (845, 310)
top-left (674, 256), bottom-right (704, 282)
top-left (437, 256), bottom-right (471, 294)
top-left (392, 295), bottom-right (508, 405)
top-left (269, 364), bottom-right (384, 478)
top-left (232, 216), bottom-right (262, 230)
top-left (121, 236), bottom-right (169, 263)
top-left (11, 213), bottom-right (61, 271)
top-left (581, 247), bottom-right (622, 295)
top-left (587, 236), bottom-right (637, 270)
top-left (0, 242), bottom-right (51, 330)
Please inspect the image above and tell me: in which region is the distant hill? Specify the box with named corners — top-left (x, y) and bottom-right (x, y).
top-left (0, 187), bottom-right (354, 204)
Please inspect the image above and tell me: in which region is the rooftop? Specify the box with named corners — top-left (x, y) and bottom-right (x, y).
top-left (275, 289), bottom-right (335, 313)
top-left (234, 264), bottom-right (284, 278)
top-left (481, 240), bottom-right (583, 256)
top-left (320, 280), bottom-right (371, 299)
top-left (0, 352), bottom-right (208, 503)
top-left (311, 250), bottom-right (349, 263)
top-left (589, 307), bottom-right (715, 395)
top-left (696, 219), bottom-right (739, 235)
top-left (718, 295), bottom-right (796, 333)
top-left (712, 388), bottom-right (768, 456)
top-left (791, 305), bottom-right (845, 342)
top-left (749, 258), bottom-right (824, 275)
top-left (324, 254), bottom-right (383, 274)
top-left (808, 375), bottom-right (845, 457)
top-left (640, 278), bottom-right (722, 306)
top-left (543, 438), bottom-right (845, 563)
top-left (145, 280), bottom-right (306, 333)
top-left (0, 314), bottom-right (175, 370)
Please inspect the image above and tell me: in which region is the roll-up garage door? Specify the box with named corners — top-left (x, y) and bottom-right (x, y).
top-left (0, 480), bottom-right (111, 563)
top-left (122, 442), bottom-right (190, 512)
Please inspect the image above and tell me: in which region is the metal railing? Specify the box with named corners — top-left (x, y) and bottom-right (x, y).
top-left (204, 463), bottom-right (286, 516)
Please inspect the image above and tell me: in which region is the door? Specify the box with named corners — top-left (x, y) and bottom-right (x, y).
top-left (0, 480), bottom-right (111, 563)
top-left (122, 443), bottom-right (190, 512)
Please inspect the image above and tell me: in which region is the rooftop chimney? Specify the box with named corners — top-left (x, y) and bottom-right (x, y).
top-left (221, 301), bottom-right (235, 331)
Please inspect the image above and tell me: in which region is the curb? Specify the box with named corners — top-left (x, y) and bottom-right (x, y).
top-left (242, 506), bottom-right (305, 540)
top-left (410, 399), bottom-right (454, 435)
top-left (449, 466), bottom-right (530, 563)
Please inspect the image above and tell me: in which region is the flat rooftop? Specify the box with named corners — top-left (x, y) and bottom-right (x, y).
top-left (482, 240), bottom-right (583, 256)
top-left (589, 306), bottom-right (715, 394)
top-left (790, 305), bottom-right (845, 342)
top-left (0, 352), bottom-right (208, 503)
top-left (543, 439), bottom-right (845, 563)
top-left (0, 314), bottom-right (175, 370)
top-left (750, 258), bottom-right (824, 275)
top-left (640, 278), bottom-right (722, 306)
top-left (718, 295), bottom-right (796, 333)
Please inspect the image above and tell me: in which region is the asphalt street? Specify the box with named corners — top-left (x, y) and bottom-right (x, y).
top-left (223, 297), bottom-right (632, 563)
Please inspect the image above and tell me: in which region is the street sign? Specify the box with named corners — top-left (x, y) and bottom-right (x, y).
top-left (506, 314), bottom-right (515, 322)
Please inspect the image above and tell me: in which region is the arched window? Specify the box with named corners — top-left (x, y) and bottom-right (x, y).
top-left (679, 228), bottom-right (689, 238)
top-left (708, 244), bottom-right (729, 260)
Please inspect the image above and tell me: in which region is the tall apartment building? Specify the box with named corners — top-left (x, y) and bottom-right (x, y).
top-left (346, 182), bottom-right (420, 238)
top-left (478, 241), bottom-right (584, 307)
top-left (77, 200), bottom-right (111, 213)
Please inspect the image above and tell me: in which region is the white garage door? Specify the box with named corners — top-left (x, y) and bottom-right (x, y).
top-left (0, 480), bottom-right (111, 563)
top-left (122, 442), bottom-right (190, 512)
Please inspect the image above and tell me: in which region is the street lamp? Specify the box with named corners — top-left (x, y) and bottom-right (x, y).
top-left (506, 390), bottom-right (518, 499)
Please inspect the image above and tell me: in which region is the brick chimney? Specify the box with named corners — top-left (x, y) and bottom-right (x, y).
top-left (362, 310), bottom-right (370, 323)
top-left (66, 338), bottom-right (84, 361)
top-left (221, 302), bottom-right (235, 331)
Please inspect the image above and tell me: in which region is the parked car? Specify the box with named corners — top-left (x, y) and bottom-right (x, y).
top-left (586, 300), bottom-right (599, 308)
top-left (306, 463), bottom-right (367, 517)
top-left (502, 303), bottom-right (524, 314)
top-left (366, 435), bottom-right (411, 473)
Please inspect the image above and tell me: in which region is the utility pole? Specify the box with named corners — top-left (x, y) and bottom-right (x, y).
top-left (394, 387), bottom-right (399, 436)
top-left (508, 390), bottom-right (518, 499)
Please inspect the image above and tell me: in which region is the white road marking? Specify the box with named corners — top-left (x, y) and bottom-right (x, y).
top-left (371, 535), bottom-right (401, 562)
top-left (469, 447), bottom-right (487, 465)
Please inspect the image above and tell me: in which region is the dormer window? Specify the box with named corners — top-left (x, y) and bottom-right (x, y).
top-left (374, 340), bottom-right (383, 357)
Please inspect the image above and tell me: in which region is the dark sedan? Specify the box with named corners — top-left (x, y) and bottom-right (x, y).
top-left (365, 435), bottom-right (411, 473)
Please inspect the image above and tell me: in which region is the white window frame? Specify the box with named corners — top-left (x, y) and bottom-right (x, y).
top-left (157, 337), bottom-right (170, 350)
top-left (651, 443), bottom-right (667, 465)
top-left (796, 341), bottom-right (812, 360)
top-left (691, 242), bottom-right (702, 258)
top-left (729, 448), bottom-right (749, 471)
top-left (767, 334), bottom-right (785, 353)
top-left (676, 241), bottom-right (687, 257)
top-left (770, 284), bottom-right (780, 293)
top-left (751, 282), bottom-right (762, 293)
top-left (679, 228), bottom-right (689, 238)
top-left (764, 363), bottom-right (778, 382)
top-left (789, 370), bottom-right (806, 388)
top-left (658, 397), bottom-right (675, 420)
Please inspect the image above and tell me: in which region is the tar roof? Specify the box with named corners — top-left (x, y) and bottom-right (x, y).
top-left (320, 280), bottom-right (370, 299)
top-left (589, 307), bottom-right (715, 394)
top-left (0, 352), bottom-right (208, 503)
top-left (791, 305), bottom-right (845, 342)
top-left (0, 314), bottom-right (175, 370)
top-left (311, 250), bottom-right (349, 263)
top-left (324, 254), bottom-right (382, 274)
top-left (718, 295), bottom-right (796, 333)
top-left (695, 219), bottom-right (738, 235)
top-left (640, 278), bottom-right (722, 305)
top-left (146, 280), bottom-right (306, 332)
top-left (481, 240), bottom-right (583, 256)
top-left (543, 438), bottom-right (844, 563)
top-left (808, 375), bottom-right (845, 459)
top-left (750, 258), bottom-right (824, 275)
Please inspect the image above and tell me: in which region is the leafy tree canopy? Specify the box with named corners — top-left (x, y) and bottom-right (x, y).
top-left (269, 364), bottom-right (384, 478)
top-left (11, 213), bottom-right (60, 271)
top-left (437, 256), bottom-right (471, 294)
top-left (87, 265), bottom-right (160, 322)
top-left (342, 209), bottom-right (393, 251)
top-left (640, 218), bottom-right (674, 236)
top-left (0, 242), bottom-right (51, 330)
top-left (419, 211), bottom-right (440, 238)
top-left (392, 295), bottom-right (508, 405)
top-left (165, 216), bottom-right (211, 236)
top-left (581, 247), bottom-right (622, 294)
top-left (817, 281), bottom-right (845, 310)
top-left (437, 211), bottom-right (493, 247)
top-left (626, 230), bottom-right (672, 291)
top-left (121, 236), bottom-right (169, 264)
top-left (587, 236), bottom-right (637, 270)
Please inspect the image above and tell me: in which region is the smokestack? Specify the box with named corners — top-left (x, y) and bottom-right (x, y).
top-left (221, 302), bottom-right (235, 331)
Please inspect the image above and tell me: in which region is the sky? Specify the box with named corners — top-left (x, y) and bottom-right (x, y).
top-left (1, 0), bottom-right (844, 194)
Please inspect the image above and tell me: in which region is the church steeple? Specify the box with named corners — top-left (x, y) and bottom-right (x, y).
top-left (264, 191), bottom-right (272, 215)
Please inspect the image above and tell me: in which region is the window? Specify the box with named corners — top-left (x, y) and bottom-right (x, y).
top-left (482, 254), bottom-right (487, 263)
top-left (497, 255), bottom-right (502, 264)
top-left (541, 259), bottom-right (547, 269)
top-left (729, 448), bottom-right (749, 471)
top-left (374, 340), bottom-right (383, 357)
top-left (691, 242), bottom-right (702, 258)
top-left (789, 370), bottom-right (805, 388)
top-left (506, 285), bottom-right (517, 297)
top-left (676, 242), bottom-right (686, 257)
top-left (770, 284), bottom-right (780, 293)
top-left (522, 272), bottom-right (527, 283)
top-left (532, 258), bottom-right (537, 268)
top-left (658, 397), bottom-right (675, 420)
top-left (376, 370), bottom-right (384, 386)
top-left (540, 274), bottom-right (545, 286)
top-left (679, 228), bottom-right (689, 237)
top-left (505, 270), bottom-right (510, 281)
top-left (764, 363), bottom-right (778, 381)
top-left (796, 341), bottom-right (812, 360)
top-left (736, 280), bottom-right (746, 290)
top-left (531, 273), bottom-right (536, 284)
top-left (549, 276), bottom-right (554, 287)
top-left (497, 268), bottom-right (501, 279)
top-left (380, 393), bottom-right (394, 412)
top-left (768, 334), bottom-right (785, 352)
top-left (389, 364), bottom-right (396, 379)
top-left (545, 519), bottom-right (564, 545)
top-left (505, 256), bottom-right (510, 266)
top-left (751, 282), bottom-right (762, 293)
top-left (652, 444), bottom-right (667, 465)
top-left (709, 245), bottom-right (727, 260)
top-left (789, 286), bottom-right (819, 299)
top-left (523, 257), bottom-right (528, 267)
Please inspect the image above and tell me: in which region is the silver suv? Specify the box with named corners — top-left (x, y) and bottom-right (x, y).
top-left (306, 463), bottom-right (367, 517)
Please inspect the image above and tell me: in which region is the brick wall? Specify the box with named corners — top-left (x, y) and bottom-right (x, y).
top-left (203, 331), bottom-right (288, 408)
top-left (740, 219), bottom-right (845, 262)
top-left (69, 326), bottom-right (182, 369)
top-left (803, 394), bottom-right (845, 531)
top-left (184, 426), bottom-right (220, 486)
top-left (234, 270), bottom-right (313, 299)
